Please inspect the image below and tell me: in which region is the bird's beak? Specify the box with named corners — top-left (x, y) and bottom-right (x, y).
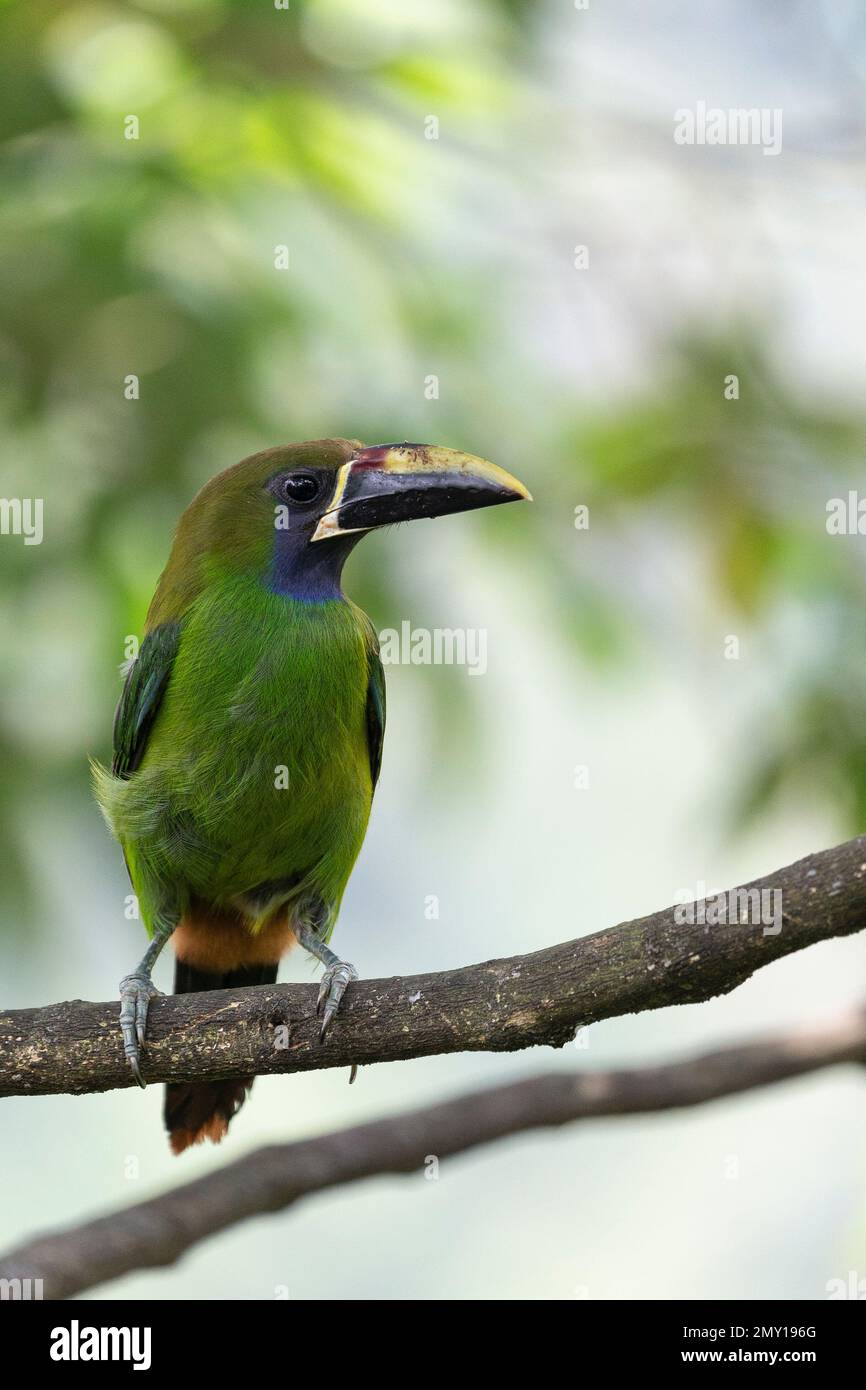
top-left (311, 443), bottom-right (532, 543)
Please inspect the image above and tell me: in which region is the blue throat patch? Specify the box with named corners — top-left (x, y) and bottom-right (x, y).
top-left (269, 525), bottom-right (360, 602)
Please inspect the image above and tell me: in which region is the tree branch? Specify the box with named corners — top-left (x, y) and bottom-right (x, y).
top-left (2, 834), bottom-right (866, 1097)
top-left (2, 1008), bottom-right (865, 1298)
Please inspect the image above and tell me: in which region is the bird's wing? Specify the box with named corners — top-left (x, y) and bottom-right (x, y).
top-left (112, 622), bottom-right (181, 779)
top-left (365, 636), bottom-right (386, 794)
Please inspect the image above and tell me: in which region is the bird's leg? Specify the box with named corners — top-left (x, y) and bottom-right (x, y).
top-left (119, 912), bottom-right (177, 1088)
top-left (295, 917), bottom-right (358, 1040)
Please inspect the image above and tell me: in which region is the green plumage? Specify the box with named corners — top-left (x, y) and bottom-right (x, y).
top-left (96, 582), bottom-right (381, 941)
top-left (93, 439), bottom-right (384, 946)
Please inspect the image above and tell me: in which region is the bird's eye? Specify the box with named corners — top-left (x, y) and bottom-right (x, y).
top-left (282, 473), bottom-right (320, 505)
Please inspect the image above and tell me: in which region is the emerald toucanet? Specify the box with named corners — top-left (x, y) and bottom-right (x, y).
top-left (94, 439), bottom-right (530, 1153)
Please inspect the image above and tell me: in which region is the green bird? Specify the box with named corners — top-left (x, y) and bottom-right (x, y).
top-left (94, 439), bottom-right (530, 1153)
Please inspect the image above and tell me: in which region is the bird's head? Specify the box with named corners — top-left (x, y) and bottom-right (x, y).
top-left (159, 438), bottom-right (531, 607)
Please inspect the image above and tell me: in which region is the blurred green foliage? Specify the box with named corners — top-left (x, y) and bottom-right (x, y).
top-left (1, 0), bottom-right (866, 916)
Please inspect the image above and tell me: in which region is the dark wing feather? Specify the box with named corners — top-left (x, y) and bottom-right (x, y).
top-left (112, 622), bottom-right (181, 779)
top-left (365, 642), bottom-right (386, 793)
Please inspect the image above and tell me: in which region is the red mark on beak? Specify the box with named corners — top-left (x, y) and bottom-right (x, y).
top-left (351, 443), bottom-right (425, 470)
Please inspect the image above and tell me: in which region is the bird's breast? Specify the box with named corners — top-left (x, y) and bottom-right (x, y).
top-left (136, 583), bottom-right (375, 901)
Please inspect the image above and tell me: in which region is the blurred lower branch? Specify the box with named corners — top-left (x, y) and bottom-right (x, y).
top-left (1, 835), bottom-right (866, 1097)
top-left (2, 1008), bottom-right (865, 1298)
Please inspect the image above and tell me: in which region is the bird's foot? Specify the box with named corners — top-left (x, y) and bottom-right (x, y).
top-left (119, 971), bottom-right (162, 1088)
top-left (316, 959), bottom-right (358, 1039)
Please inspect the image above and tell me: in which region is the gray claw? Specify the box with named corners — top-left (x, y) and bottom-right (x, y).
top-left (316, 960), bottom-right (358, 1039)
top-left (119, 971), bottom-right (161, 1088)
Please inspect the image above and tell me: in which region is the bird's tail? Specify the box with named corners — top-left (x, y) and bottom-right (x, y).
top-left (164, 958), bottom-right (278, 1156)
